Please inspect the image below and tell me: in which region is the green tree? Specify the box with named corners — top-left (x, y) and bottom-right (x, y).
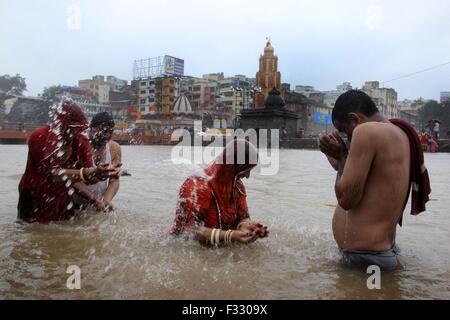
top-left (41, 85), bottom-right (62, 103)
top-left (0, 74), bottom-right (27, 120)
top-left (0, 74), bottom-right (27, 96)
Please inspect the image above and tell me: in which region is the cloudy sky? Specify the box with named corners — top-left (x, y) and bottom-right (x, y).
top-left (1, 0), bottom-right (449, 100)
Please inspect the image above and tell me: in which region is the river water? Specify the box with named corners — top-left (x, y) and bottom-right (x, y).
top-left (0, 145), bottom-right (449, 299)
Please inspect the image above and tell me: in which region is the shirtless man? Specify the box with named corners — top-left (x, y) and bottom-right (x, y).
top-left (319, 90), bottom-right (410, 271)
top-left (73, 112), bottom-right (123, 211)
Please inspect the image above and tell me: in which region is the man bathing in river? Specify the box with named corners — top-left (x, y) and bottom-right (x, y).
top-left (319, 90), bottom-right (430, 271)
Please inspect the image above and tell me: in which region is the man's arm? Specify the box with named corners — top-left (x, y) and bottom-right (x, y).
top-left (73, 182), bottom-right (106, 211)
top-left (103, 142), bottom-right (122, 208)
top-left (335, 125), bottom-right (376, 210)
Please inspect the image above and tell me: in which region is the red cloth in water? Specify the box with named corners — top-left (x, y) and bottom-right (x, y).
top-left (18, 100), bottom-right (93, 223)
top-left (171, 140), bottom-right (256, 234)
top-left (390, 119), bottom-right (431, 226)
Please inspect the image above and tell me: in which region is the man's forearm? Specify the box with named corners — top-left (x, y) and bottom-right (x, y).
top-left (335, 154), bottom-right (347, 185)
top-left (103, 179), bottom-right (119, 203)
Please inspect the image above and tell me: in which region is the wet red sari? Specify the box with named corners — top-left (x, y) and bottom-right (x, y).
top-left (17, 100), bottom-right (93, 223)
top-left (171, 141), bottom-right (256, 234)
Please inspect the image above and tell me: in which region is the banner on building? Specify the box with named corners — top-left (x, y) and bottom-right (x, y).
top-left (164, 55), bottom-right (184, 77)
top-left (314, 112), bottom-right (332, 125)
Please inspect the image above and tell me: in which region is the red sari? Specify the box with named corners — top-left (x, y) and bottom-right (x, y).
top-left (171, 140), bottom-right (256, 235)
top-left (17, 100), bottom-right (93, 223)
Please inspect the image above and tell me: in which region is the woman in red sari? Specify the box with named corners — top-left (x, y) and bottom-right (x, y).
top-left (17, 99), bottom-right (119, 223)
top-left (171, 139), bottom-right (269, 245)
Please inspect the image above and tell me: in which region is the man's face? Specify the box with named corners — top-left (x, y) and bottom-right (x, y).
top-left (90, 125), bottom-right (113, 146)
top-left (333, 113), bottom-right (361, 142)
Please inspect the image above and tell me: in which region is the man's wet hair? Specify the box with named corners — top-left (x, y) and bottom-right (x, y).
top-left (332, 90), bottom-right (379, 123)
top-left (90, 112), bottom-right (114, 128)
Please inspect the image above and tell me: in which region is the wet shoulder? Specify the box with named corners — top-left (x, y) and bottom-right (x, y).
top-left (353, 122), bottom-right (401, 143)
top-left (179, 175), bottom-right (211, 199)
top-left (109, 140), bottom-right (121, 153)
top-left (29, 126), bottom-right (49, 143)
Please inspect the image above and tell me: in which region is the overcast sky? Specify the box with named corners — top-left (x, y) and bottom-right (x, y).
top-left (1, 0), bottom-right (449, 100)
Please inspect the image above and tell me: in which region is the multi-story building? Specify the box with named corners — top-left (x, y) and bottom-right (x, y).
top-left (78, 101), bottom-right (112, 122)
top-left (155, 76), bottom-right (177, 114)
top-left (440, 92), bottom-right (450, 103)
top-left (397, 98), bottom-right (428, 129)
top-left (79, 75), bottom-right (128, 104)
top-left (216, 75), bottom-right (255, 117)
top-left (362, 81), bottom-right (398, 119)
top-left (106, 76), bottom-right (128, 92)
top-left (132, 75), bottom-right (177, 115)
top-left (294, 85), bottom-right (319, 98)
top-left (322, 82), bottom-right (353, 108)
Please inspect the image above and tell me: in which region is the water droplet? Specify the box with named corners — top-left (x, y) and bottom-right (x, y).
top-left (68, 188), bottom-right (74, 196)
top-left (57, 150), bottom-right (65, 157)
top-left (66, 202), bottom-right (73, 210)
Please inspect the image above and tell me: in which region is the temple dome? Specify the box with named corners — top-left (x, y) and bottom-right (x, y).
top-left (264, 41), bottom-right (274, 53)
top-left (172, 93), bottom-right (193, 114)
top-left (264, 87), bottom-right (285, 109)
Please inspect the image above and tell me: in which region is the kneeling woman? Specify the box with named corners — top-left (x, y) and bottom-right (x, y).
top-left (171, 139), bottom-right (268, 246)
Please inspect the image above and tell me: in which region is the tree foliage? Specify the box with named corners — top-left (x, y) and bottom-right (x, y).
top-left (0, 74), bottom-right (27, 96)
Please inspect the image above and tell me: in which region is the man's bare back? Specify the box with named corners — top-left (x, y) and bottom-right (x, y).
top-left (332, 121), bottom-right (410, 252)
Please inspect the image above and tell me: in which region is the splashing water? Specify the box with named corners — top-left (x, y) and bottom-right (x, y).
top-left (0, 146), bottom-right (449, 299)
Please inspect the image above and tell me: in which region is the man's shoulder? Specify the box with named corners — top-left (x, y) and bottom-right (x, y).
top-left (354, 121), bottom-right (400, 137)
top-left (109, 140), bottom-right (121, 152)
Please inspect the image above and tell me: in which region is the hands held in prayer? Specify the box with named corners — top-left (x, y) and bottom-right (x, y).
top-left (318, 132), bottom-right (348, 160)
top-left (233, 220), bottom-right (269, 244)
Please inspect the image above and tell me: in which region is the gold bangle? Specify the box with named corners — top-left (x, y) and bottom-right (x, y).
top-left (80, 168), bottom-right (86, 182)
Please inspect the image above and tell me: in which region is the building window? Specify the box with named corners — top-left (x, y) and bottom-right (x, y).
top-left (141, 82), bottom-right (147, 86)
top-left (140, 99), bottom-right (146, 104)
top-left (140, 90), bottom-right (146, 94)
top-left (193, 86), bottom-right (201, 92)
top-left (149, 89), bottom-right (155, 93)
top-left (148, 98), bottom-right (154, 102)
top-left (140, 107), bottom-right (146, 112)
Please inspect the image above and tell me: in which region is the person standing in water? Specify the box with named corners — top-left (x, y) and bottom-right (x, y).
top-left (17, 100), bottom-right (120, 223)
top-left (73, 112), bottom-right (124, 212)
top-left (318, 90), bottom-right (430, 271)
top-left (171, 139), bottom-right (269, 246)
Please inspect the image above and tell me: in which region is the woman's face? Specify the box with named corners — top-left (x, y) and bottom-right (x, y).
top-left (236, 166), bottom-right (255, 180)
